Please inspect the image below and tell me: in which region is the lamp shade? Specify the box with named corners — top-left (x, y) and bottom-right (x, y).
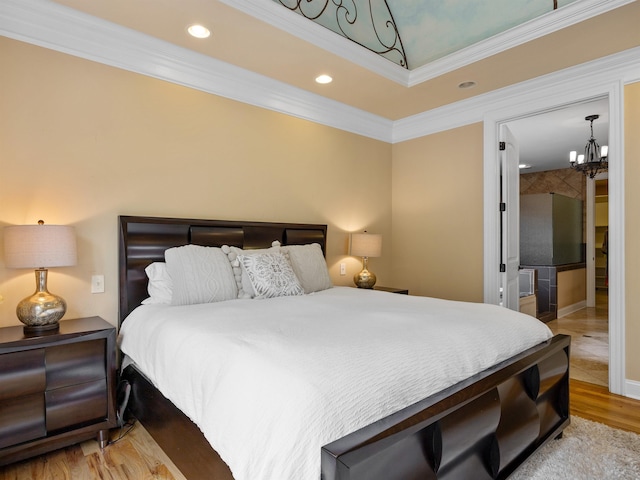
top-left (4, 224), bottom-right (77, 269)
top-left (350, 233), bottom-right (382, 258)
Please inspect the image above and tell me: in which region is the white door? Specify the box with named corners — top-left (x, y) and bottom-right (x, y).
top-left (500, 124), bottom-right (520, 311)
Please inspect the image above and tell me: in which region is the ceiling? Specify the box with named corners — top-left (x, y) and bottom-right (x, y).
top-left (508, 97), bottom-right (609, 173)
top-left (38, 0), bottom-right (636, 171)
top-left (275, 0), bottom-right (580, 69)
top-left (50, 0), bottom-right (639, 120)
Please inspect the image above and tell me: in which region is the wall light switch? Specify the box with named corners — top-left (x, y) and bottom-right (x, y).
top-left (340, 263), bottom-right (346, 276)
top-left (91, 275), bottom-right (105, 294)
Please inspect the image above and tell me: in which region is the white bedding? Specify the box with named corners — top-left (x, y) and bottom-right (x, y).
top-left (118, 287), bottom-right (552, 480)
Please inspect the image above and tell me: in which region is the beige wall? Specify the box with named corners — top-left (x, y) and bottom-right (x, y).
top-left (391, 124), bottom-right (485, 302)
top-left (625, 81), bottom-right (640, 382)
top-left (1, 37), bottom-right (639, 387)
top-left (391, 93), bottom-right (639, 385)
top-left (0, 38), bottom-right (393, 328)
top-left (557, 268), bottom-right (586, 310)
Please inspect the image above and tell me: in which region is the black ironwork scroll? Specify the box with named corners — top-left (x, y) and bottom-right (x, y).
top-left (277, 0), bottom-right (408, 69)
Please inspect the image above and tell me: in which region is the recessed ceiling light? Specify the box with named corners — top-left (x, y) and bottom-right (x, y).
top-left (187, 24), bottom-right (210, 39)
top-left (315, 74), bottom-right (333, 84)
top-left (519, 164), bottom-right (532, 169)
top-left (458, 81), bottom-right (477, 89)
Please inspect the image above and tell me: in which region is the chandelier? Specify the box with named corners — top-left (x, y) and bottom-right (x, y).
top-left (569, 114), bottom-right (608, 179)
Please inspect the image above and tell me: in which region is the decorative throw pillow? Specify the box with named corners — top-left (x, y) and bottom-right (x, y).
top-left (141, 262), bottom-right (173, 305)
top-left (237, 252), bottom-right (304, 299)
top-left (223, 242), bottom-right (281, 299)
top-left (165, 245), bottom-right (238, 305)
top-left (281, 243), bottom-right (333, 294)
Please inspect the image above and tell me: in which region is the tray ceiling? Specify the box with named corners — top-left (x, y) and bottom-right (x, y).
top-left (41, 0), bottom-right (638, 120)
top-left (274, 0), bottom-right (579, 69)
top-left (3, 0), bottom-right (636, 170)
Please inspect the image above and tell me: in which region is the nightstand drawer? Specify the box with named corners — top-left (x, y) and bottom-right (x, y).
top-left (46, 339), bottom-right (106, 389)
top-left (0, 350), bottom-right (45, 400)
top-left (0, 317), bottom-right (116, 466)
top-left (0, 394), bottom-right (46, 449)
top-left (45, 379), bottom-right (108, 432)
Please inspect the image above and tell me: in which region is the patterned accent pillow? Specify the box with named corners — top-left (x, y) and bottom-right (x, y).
top-left (238, 252), bottom-right (304, 299)
top-left (281, 243), bottom-right (332, 294)
top-left (165, 245), bottom-right (238, 305)
top-left (222, 242), bottom-right (281, 299)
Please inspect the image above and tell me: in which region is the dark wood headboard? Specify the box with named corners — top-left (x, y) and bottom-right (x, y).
top-left (118, 216), bottom-right (327, 325)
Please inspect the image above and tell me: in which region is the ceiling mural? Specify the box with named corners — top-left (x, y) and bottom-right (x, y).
top-left (273, 0), bottom-right (579, 69)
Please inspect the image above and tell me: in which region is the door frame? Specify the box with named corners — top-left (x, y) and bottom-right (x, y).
top-left (499, 124), bottom-right (520, 311)
top-left (482, 81), bottom-right (625, 395)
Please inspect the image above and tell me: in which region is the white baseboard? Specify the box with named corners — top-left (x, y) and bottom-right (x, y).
top-left (557, 301), bottom-right (587, 319)
top-left (625, 379), bottom-right (640, 400)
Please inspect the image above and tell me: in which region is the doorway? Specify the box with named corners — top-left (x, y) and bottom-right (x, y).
top-left (482, 82), bottom-right (624, 395)
top-left (504, 100), bottom-right (610, 388)
top-left (547, 178), bottom-right (609, 389)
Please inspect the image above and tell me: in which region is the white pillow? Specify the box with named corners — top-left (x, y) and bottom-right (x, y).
top-left (238, 252), bottom-right (304, 299)
top-left (223, 242), bottom-right (281, 299)
top-left (281, 243), bottom-right (333, 294)
top-left (141, 262), bottom-right (173, 305)
top-left (165, 245), bottom-right (238, 305)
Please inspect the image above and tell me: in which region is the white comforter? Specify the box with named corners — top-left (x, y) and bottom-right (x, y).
top-left (118, 287), bottom-right (552, 480)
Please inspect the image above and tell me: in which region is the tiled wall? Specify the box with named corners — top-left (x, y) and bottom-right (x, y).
top-left (520, 168), bottom-right (585, 199)
top-left (521, 168), bottom-right (586, 241)
top-left (534, 265), bottom-right (557, 323)
top-left (520, 169), bottom-right (586, 323)
top-left (520, 264), bottom-right (586, 323)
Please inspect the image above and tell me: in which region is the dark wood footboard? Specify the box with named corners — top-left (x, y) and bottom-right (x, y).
top-left (321, 334), bottom-right (570, 480)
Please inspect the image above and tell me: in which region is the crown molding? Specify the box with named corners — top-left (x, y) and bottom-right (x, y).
top-left (223, 0), bottom-right (634, 88)
top-left (393, 46), bottom-right (640, 144)
top-left (219, 0), bottom-right (410, 85)
top-left (0, 0), bottom-right (393, 142)
top-left (2, 0), bottom-right (639, 146)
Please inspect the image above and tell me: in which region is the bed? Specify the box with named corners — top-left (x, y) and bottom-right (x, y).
top-left (117, 215), bottom-right (570, 480)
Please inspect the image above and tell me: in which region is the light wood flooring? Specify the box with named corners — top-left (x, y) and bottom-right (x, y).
top-left (547, 290), bottom-right (609, 387)
top-left (0, 422), bottom-right (188, 480)
top-left (571, 378), bottom-right (640, 435)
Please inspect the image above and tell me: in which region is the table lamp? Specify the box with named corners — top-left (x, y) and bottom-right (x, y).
top-left (350, 232), bottom-right (382, 289)
top-left (3, 220), bottom-right (77, 333)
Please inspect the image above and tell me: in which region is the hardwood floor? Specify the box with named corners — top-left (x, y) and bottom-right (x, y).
top-left (571, 378), bottom-right (640, 435)
top-left (2, 379), bottom-right (639, 480)
top-left (0, 423), bottom-right (187, 480)
top-left (546, 290), bottom-right (609, 387)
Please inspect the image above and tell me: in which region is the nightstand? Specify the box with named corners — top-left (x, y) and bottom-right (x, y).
top-left (0, 316), bottom-right (117, 466)
top-left (373, 286), bottom-right (409, 294)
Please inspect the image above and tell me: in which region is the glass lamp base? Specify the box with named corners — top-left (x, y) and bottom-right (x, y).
top-left (354, 268), bottom-right (377, 289)
top-left (16, 269), bottom-right (66, 334)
